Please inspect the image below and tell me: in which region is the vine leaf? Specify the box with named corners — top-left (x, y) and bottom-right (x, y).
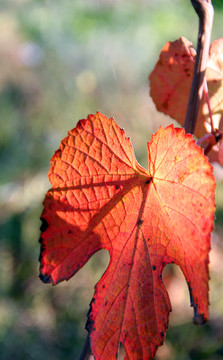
top-left (149, 37), bottom-right (223, 140)
top-left (39, 112), bottom-right (215, 360)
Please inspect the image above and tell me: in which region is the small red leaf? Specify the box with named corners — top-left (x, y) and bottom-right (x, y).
top-left (149, 37), bottom-right (223, 140)
top-left (149, 38), bottom-right (199, 131)
top-left (40, 112), bottom-right (215, 359)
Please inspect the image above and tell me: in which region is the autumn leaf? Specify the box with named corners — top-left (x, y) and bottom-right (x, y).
top-left (149, 37), bottom-right (223, 139)
top-left (149, 38), bottom-right (197, 131)
top-left (40, 112), bottom-right (215, 360)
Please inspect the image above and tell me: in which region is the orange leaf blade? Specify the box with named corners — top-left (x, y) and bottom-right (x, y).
top-left (40, 114), bottom-right (215, 359)
top-left (147, 125), bottom-right (215, 323)
top-left (40, 112), bottom-right (149, 284)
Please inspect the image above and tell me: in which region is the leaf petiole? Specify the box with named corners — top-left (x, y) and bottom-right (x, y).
top-left (203, 77), bottom-right (215, 133)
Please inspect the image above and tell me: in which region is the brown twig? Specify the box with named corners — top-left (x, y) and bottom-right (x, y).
top-left (184, 0), bottom-right (214, 134)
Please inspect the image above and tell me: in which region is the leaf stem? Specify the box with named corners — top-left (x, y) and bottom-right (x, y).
top-left (79, 334), bottom-right (94, 360)
top-left (184, 0), bottom-right (214, 134)
top-left (203, 77), bottom-right (214, 133)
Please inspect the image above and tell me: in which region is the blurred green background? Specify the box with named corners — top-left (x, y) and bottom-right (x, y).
top-left (0, 0), bottom-right (223, 359)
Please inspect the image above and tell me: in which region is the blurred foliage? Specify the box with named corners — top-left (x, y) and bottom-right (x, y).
top-left (0, 0), bottom-right (223, 359)
top-left (213, 0), bottom-right (223, 10)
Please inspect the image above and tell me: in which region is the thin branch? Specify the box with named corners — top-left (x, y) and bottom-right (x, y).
top-left (184, 0), bottom-right (214, 134)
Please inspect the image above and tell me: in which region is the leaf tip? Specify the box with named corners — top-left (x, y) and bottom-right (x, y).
top-left (193, 304), bottom-right (207, 325)
top-left (188, 284), bottom-right (208, 325)
top-left (39, 272), bottom-right (52, 284)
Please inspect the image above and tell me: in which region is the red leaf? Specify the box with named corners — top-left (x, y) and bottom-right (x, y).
top-left (149, 37), bottom-right (223, 139)
top-left (149, 38), bottom-right (199, 131)
top-left (40, 112), bottom-right (215, 359)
